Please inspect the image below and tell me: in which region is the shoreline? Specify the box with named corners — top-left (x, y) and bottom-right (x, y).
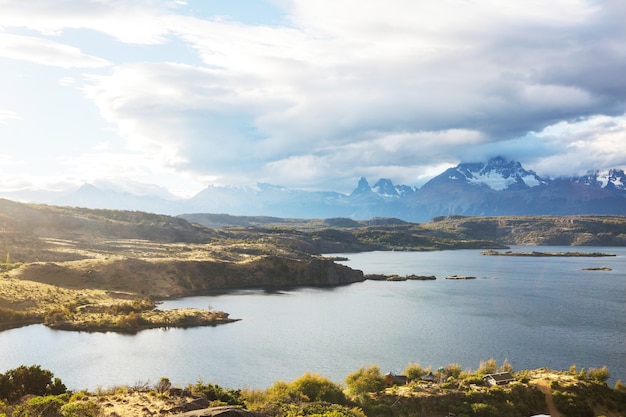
top-left (481, 250), bottom-right (616, 257)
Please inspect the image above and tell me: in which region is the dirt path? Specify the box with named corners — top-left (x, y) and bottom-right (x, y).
top-left (537, 382), bottom-right (560, 417)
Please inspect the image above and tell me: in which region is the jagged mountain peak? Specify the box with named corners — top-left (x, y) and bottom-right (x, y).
top-left (573, 169), bottom-right (626, 191)
top-left (451, 156), bottom-right (546, 190)
top-left (371, 179), bottom-right (416, 198)
top-left (350, 177), bottom-right (372, 196)
top-left (372, 179), bottom-right (399, 197)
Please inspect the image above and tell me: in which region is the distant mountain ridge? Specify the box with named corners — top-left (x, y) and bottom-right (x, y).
top-left (4, 157), bottom-right (625, 221)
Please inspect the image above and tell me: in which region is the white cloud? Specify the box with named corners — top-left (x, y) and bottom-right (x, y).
top-left (0, 33), bottom-right (110, 68)
top-left (530, 115), bottom-right (626, 177)
top-left (0, 109), bottom-right (19, 125)
top-left (1, 0), bottom-right (626, 193)
top-left (0, 0), bottom-right (178, 44)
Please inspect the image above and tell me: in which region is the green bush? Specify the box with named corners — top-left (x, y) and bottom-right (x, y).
top-left (60, 400), bottom-right (101, 417)
top-left (553, 391), bottom-right (594, 417)
top-left (0, 365), bottom-right (67, 403)
top-left (344, 366), bottom-right (385, 397)
top-left (154, 377), bottom-right (171, 394)
top-left (404, 362), bottom-right (427, 381)
top-left (444, 363), bottom-right (463, 379)
top-left (290, 373), bottom-right (346, 404)
top-left (282, 402), bottom-right (366, 417)
top-left (190, 379), bottom-right (243, 406)
top-left (22, 394), bottom-right (67, 417)
top-left (477, 358), bottom-right (498, 375)
top-left (471, 402), bottom-right (498, 417)
top-left (585, 366), bottom-right (610, 383)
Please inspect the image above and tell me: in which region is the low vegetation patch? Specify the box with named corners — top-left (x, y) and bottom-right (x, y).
top-left (2, 360), bottom-right (625, 417)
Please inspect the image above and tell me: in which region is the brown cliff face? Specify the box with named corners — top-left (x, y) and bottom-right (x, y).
top-left (16, 256), bottom-right (365, 299)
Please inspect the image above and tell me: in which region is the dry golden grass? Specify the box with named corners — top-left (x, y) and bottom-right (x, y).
top-left (0, 275), bottom-right (116, 313)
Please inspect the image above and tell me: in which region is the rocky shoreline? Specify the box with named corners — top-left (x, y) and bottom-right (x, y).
top-left (365, 273), bottom-right (437, 281)
top-left (46, 308), bottom-right (240, 334)
top-left (481, 250), bottom-right (616, 257)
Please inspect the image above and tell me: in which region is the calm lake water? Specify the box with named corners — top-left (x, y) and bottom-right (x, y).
top-left (0, 246), bottom-right (624, 390)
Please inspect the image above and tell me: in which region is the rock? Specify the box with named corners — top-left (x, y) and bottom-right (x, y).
top-left (165, 397), bottom-right (209, 414)
top-left (445, 275), bottom-right (476, 280)
top-left (169, 406), bottom-right (268, 417)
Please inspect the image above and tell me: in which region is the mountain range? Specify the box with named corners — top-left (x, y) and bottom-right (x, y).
top-left (4, 156), bottom-right (625, 222)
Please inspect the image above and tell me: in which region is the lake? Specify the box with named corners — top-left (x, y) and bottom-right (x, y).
top-left (0, 246), bottom-right (624, 390)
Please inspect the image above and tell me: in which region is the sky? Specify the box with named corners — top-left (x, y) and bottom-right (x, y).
top-left (1, 0), bottom-right (626, 197)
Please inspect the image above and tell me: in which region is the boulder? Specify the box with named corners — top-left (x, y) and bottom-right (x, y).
top-left (169, 406), bottom-right (268, 417)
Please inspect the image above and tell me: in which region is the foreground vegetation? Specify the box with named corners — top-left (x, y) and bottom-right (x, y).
top-left (2, 360), bottom-right (625, 417)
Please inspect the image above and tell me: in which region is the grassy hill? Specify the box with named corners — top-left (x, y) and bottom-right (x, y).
top-left (2, 198), bottom-right (625, 332)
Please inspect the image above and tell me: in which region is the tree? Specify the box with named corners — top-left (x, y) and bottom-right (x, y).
top-left (444, 363), bottom-right (463, 379)
top-left (500, 359), bottom-right (513, 373)
top-left (0, 365), bottom-right (67, 403)
top-left (477, 358), bottom-right (498, 375)
top-left (344, 365), bottom-right (385, 397)
top-left (290, 372), bottom-right (346, 404)
top-left (404, 362), bottom-right (427, 381)
top-left (155, 377), bottom-right (172, 394)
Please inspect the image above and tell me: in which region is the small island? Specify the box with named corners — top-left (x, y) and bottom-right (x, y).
top-left (481, 250), bottom-right (616, 257)
top-left (445, 275), bottom-right (476, 280)
top-left (582, 266), bottom-right (613, 271)
top-left (366, 274), bottom-right (436, 281)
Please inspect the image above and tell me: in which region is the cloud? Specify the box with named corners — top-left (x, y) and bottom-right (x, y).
top-left (0, 33), bottom-right (110, 68)
top-left (0, 0), bottom-right (178, 44)
top-left (0, 110), bottom-right (19, 125)
top-left (528, 115), bottom-right (626, 177)
top-left (4, 0), bottom-right (625, 192)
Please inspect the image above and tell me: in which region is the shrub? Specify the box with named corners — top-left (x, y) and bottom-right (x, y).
top-left (553, 390), bottom-right (594, 417)
top-left (154, 377), bottom-right (171, 394)
top-left (345, 366), bottom-right (385, 397)
top-left (290, 373), bottom-right (346, 404)
top-left (500, 358), bottom-right (513, 373)
top-left (404, 362), bottom-right (427, 381)
top-left (190, 380), bottom-right (243, 406)
top-left (23, 394), bottom-right (67, 417)
top-left (586, 366), bottom-right (610, 383)
top-left (282, 402), bottom-right (366, 417)
top-left (477, 358), bottom-right (498, 375)
top-left (471, 402), bottom-right (498, 417)
top-left (444, 363), bottom-right (463, 379)
top-left (60, 400), bottom-right (101, 417)
top-left (0, 365), bottom-right (67, 403)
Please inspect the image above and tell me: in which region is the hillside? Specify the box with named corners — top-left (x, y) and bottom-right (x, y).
top-left (2, 197), bottom-right (625, 332)
top-left (181, 212), bottom-right (626, 247)
top-left (0, 199), bottom-right (364, 332)
top-left (1, 362), bottom-right (625, 417)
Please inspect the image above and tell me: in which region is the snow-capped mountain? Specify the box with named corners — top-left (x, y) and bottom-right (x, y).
top-left (371, 179), bottom-right (416, 197)
top-left (430, 156), bottom-right (547, 191)
top-left (3, 157), bottom-right (624, 221)
top-left (571, 169), bottom-right (626, 191)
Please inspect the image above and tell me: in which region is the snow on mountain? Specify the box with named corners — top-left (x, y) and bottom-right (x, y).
top-left (572, 169), bottom-right (626, 191)
top-left (2, 158), bottom-right (624, 221)
top-left (454, 156), bottom-right (547, 190)
top-left (372, 179), bottom-right (398, 197)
